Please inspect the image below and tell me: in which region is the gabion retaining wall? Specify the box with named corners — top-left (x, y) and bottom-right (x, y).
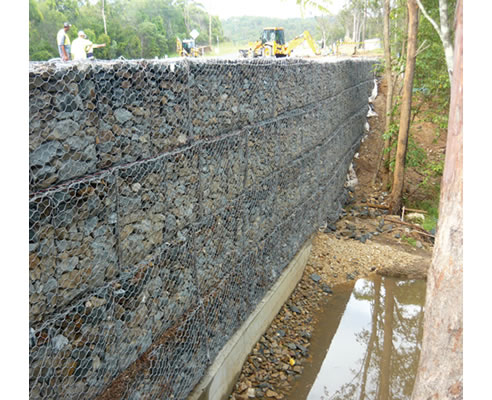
top-left (29, 57), bottom-right (377, 400)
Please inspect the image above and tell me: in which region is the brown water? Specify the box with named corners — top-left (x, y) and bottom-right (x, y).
top-left (285, 275), bottom-right (426, 400)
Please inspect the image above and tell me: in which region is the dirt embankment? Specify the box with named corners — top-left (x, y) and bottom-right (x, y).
top-left (228, 75), bottom-right (444, 400)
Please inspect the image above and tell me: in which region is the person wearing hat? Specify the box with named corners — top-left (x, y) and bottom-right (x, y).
top-left (71, 31), bottom-right (106, 61)
top-left (57, 22), bottom-right (72, 61)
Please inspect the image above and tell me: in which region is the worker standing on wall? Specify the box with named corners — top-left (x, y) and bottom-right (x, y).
top-left (71, 31), bottom-right (106, 60)
top-left (57, 22), bottom-right (72, 61)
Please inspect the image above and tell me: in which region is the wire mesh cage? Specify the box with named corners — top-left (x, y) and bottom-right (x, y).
top-left (29, 56), bottom-right (377, 400)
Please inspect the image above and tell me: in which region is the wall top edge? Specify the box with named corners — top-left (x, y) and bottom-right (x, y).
top-left (29, 56), bottom-right (381, 73)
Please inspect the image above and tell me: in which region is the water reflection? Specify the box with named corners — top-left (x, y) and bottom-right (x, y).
top-left (306, 276), bottom-right (426, 400)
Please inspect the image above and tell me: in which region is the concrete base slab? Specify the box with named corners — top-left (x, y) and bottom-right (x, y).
top-left (188, 238), bottom-right (313, 400)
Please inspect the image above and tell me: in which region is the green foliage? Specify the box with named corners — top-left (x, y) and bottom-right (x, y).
top-left (29, 0), bottom-right (44, 23)
top-left (425, 158), bottom-right (444, 176)
top-left (421, 202), bottom-right (439, 232)
top-left (386, 133), bottom-right (427, 171)
top-left (126, 35), bottom-right (144, 59)
top-left (96, 33), bottom-right (111, 59)
top-left (407, 198), bottom-right (439, 232)
top-left (372, 61), bottom-right (385, 77)
top-left (402, 236), bottom-right (417, 247)
top-left (31, 49), bottom-right (54, 61)
top-left (413, 0), bottom-right (456, 130)
top-left (405, 136), bottom-right (427, 168)
top-left (383, 122), bottom-right (398, 142)
top-left (29, 0), bottom-right (226, 60)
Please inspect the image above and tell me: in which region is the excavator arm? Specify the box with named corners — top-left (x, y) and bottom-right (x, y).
top-left (286, 31), bottom-right (320, 56)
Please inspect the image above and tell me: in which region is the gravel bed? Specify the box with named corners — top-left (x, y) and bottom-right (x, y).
top-left (229, 204), bottom-right (432, 400)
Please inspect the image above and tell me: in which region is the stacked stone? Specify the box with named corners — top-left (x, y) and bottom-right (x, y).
top-left (29, 57), bottom-right (378, 400)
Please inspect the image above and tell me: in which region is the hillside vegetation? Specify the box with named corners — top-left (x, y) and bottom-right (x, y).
top-left (29, 0), bottom-right (225, 60)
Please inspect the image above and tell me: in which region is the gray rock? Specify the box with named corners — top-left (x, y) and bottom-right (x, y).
top-left (59, 160), bottom-right (91, 181)
top-left (66, 136), bottom-right (91, 151)
top-left (51, 119), bottom-right (80, 140)
top-left (321, 283), bottom-right (333, 294)
top-left (42, 277), bottom-right (58, 294)
top-left (288, 304), bottom-right (301, 314)
top-left (57, 256), bottom-right (79, 273)
top-left (108, 213), bottom-right (117, 224)
top-left (114, 108), bottom-right (133, 124)
top-left (52, 334), bottom-right (69, 351)
top-left (84, 216), bottom-right (99, 235)
top-left (310, 273), bottom-right (321, 283)
top-left (300, 331), bottom-right (311, 339)
top-left (30, 141), bottom-right (64, 166)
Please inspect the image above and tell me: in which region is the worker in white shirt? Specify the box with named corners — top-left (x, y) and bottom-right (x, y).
top-left (71, 31), bottom-right (106, 60)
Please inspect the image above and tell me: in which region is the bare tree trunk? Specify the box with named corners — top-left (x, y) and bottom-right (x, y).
top-left (101, 0), bottom-right (107, 35)
top-left (388, 0), bottom-right (419, 214)
top-left (353, 13), bottom-right (358, 42)
top-left (361, 0), bottom-right (368, 48)
top-left (411, 1), bottom-right (462, 398)
top-left (209, 14), bottom-right (212, 47)
top-left (416, 0), bottom-right (454, 81)
top-left (380, 0), bottom-right (394, 188)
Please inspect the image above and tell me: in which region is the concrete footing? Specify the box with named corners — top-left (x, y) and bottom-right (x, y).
top-left (188, 239), bottom-right (313, 400)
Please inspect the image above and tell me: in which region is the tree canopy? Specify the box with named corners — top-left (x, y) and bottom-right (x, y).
top-left (29, 0), bottom-right (225, 60)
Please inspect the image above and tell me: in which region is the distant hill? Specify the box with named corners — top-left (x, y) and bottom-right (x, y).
top-left (221, 16), bottom-right (328, 45)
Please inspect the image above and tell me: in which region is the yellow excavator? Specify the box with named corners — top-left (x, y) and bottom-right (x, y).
top-left (239, 28), bottom-right (321, 58)
top-left (176, 37), bottom-right (203, 57)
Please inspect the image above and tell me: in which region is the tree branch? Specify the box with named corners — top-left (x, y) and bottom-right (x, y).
top-left (416, 39), bottom-right (430, 56)
top-left (415, 0), bottom-right (441, 36)
top-left (416, 0), bottom-right (454, 81)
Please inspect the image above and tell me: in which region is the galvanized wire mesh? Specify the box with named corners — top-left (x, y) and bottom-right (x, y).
top-left (29, 57), bottom-right (376, 400)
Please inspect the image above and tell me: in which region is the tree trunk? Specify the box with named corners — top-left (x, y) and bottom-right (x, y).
top-left (381, 0), bottom-right (394, 188)
top-left (101, 0), bottom-right (107, 35)
top-left (388, 0), bottom-right (419, 214)
top-left (416, 0), bottom-right (454, 81)
top-left (400, 7), bottom-right (408, 58)
top-left (353, 13), bottom-right (357, 42)
top-left (438, 0), bottom-right (454, 80)
top-left (411, 1), bottom-right (462, 398)
top-left (209, 14), bottom-right (212, 47)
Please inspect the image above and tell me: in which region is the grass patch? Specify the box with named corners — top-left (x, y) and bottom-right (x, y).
top-left (407, 198), bottom-right (439, 232)
top-left (204, 41), bottom-right (246, 57)
top-left (402, 236), bottom-right (417, 247)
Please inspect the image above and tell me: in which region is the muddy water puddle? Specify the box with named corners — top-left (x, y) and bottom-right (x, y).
top-left (286, 275), bottom-right (426, 400)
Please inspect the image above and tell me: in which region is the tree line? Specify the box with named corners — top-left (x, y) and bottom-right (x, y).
top-left (29, 0), bottom-right (225, 60)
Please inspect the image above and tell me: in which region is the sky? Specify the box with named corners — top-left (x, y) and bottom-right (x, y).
top-left (199, 0), bottom-right (347, 20)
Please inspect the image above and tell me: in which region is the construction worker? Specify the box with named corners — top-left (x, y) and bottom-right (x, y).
top-left (57, 22), bottom-right (72, 61)
top-left (71, 31), bottom-right (106, 61)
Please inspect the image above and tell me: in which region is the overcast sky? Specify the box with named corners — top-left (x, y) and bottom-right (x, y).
top-left (199, 0), bottom-right (347, 20)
